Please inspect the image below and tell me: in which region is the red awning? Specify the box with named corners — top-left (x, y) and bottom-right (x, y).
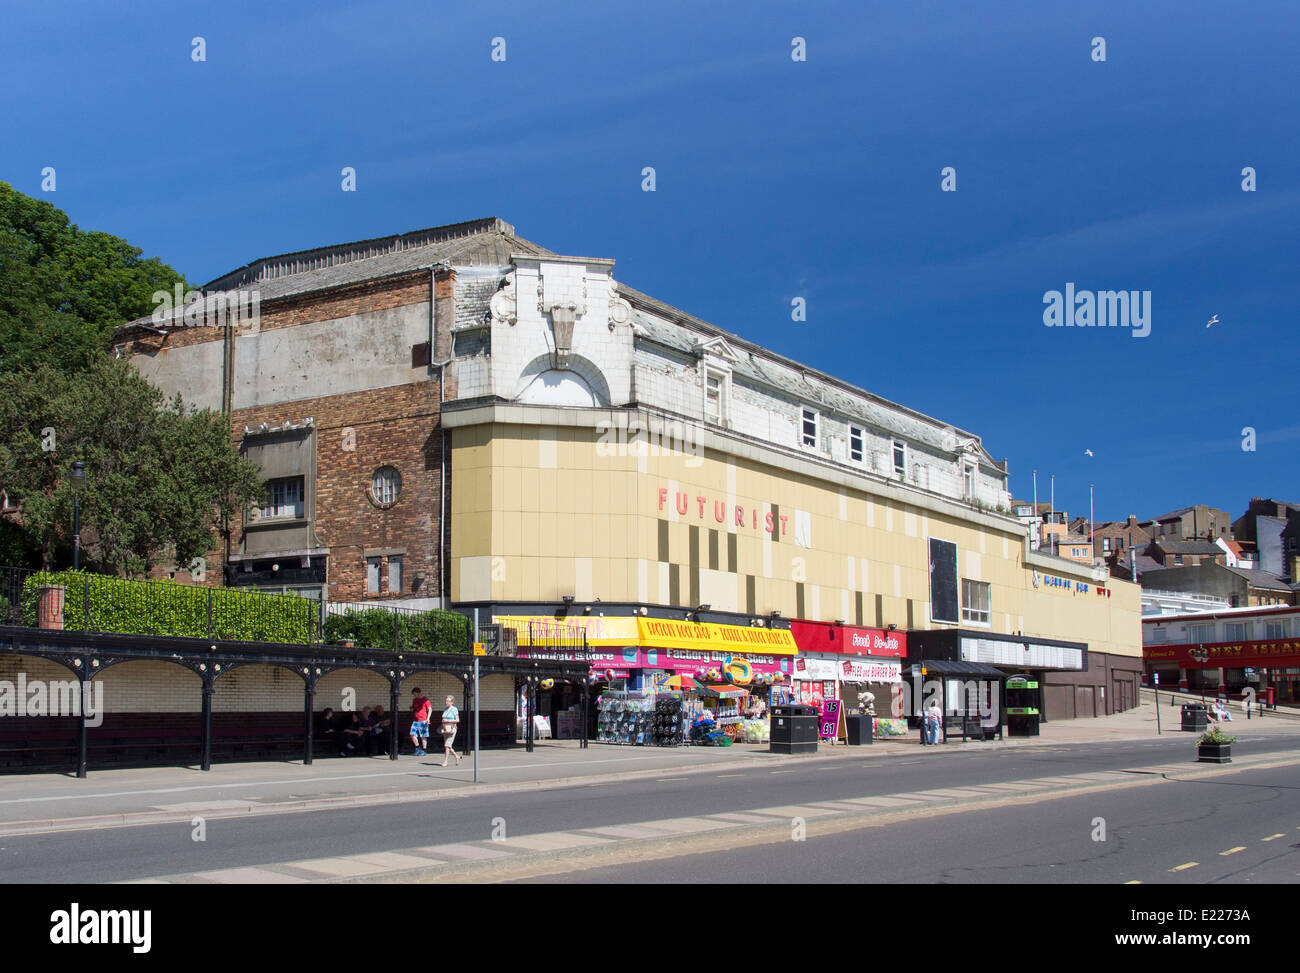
top-left (698, 683), bottom-right (749, 699)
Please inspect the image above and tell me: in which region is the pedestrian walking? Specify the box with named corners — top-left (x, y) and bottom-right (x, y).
top-left (409, 687), bottom-right (433, 756)
top-left (440, 694), bottom-right (461, 767)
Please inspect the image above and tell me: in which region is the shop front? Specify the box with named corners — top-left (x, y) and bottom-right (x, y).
top-left (789, 621), bottom-right (909, 740)
top-left (1144, 638), bottom-right (1300, 705)
top-left (494, 613), bottom-right (798, 746)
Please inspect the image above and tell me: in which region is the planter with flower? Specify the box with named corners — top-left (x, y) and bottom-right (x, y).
top-left (1197, 725), bottom-right (1235, 763)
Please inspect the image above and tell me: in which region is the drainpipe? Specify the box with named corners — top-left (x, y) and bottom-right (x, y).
top-left (438, 360), bottom-right (451, 610)
top-left (430, 266), bottom-right (454, 611)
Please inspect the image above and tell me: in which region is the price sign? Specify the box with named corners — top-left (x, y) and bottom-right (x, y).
top-left (819, 698), bottom-right (841, 740)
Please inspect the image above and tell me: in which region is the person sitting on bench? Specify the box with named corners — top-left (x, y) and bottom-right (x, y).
top-left (360, 707), bottom-right (380, 756)
top-left (340, 711), bottom-right (365, 756)
top-left (372, 705), bottom-right (393, 755)
top-left (316, 707), bottom-right (339, 747)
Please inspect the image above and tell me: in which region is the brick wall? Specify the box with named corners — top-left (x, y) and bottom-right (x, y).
top-left (97, 660), bottom-right (201, 711)
top-left (121, 271), bottom-right (445, 604)
top-left (315, 668), bottom-right (391, 711)
top-left (212, 664), bottom-right (304, 711)
top-left (228, 380), bottom-right (445, 602)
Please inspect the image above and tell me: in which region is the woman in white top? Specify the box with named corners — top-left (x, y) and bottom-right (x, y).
top-left (440, 695), bottom-right (461, 767)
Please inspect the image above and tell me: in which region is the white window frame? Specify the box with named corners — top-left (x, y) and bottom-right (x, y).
top-left (961, 578), bottom-right (991, 625)
top-left (892, 439), bottom-right (907, 475)
top-left (703, 368), bottom-right (729, 425)
top-left (1187, 622), bottom-right (1216, 643)
top-left (1224, 621), bottom-right (1251, 642)
top-left (371, 467), bottom-right (402, 507)
top-left (849, 426), bottom-right (864, 463)
top-left (801, 408), bottom-right (819, 449)
top-left (1265, 619), bottom-right (1289, 639)
top-left (259, 476), bottom-right (304, 520)
top-left (962, 462), bottom-right (976, 501)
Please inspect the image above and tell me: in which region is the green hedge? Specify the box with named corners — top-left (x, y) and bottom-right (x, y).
top-left (21, 570), bottom-right (317, 644)
top-left (324, 607), bottom-right (468, 653)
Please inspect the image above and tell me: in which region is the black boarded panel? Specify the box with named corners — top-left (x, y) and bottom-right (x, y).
top-left (929, 537), bottom-right (959, 624)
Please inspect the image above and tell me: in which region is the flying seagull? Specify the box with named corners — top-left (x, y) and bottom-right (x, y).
top-left (1084, 449), bottom-right (1094, 457)
top-left (1206, 314), bottom-right (1219, 328)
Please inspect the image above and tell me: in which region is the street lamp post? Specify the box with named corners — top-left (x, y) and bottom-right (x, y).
top-left (70, 461), bottom-right (86, 570)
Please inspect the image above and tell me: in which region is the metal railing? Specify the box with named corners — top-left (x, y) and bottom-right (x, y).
top-left (0, 566), bottom-right (34, 627)
top-left (2, 566), bottom-right (321, 644)
top-left (323, 600), bottom-right (470, 654)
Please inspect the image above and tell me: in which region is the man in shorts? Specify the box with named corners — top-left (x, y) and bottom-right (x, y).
top-left (410, 687), bottom-right (433, 756)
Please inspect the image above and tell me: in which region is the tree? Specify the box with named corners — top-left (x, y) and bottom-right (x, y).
top-left (0, 182), bottom-right (187, 374)
top-left (0, 357), bottom-right (262, 575)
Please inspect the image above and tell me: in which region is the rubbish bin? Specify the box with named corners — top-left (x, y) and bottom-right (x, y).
top-left (1181, 702), bottom-right (1208, 732)
top-left (770, 704), bottom-right (819, 754)
top-left (845, 713), bottom-right (873, 745)
top-left (1006, 708), bottom-right (1040, 737)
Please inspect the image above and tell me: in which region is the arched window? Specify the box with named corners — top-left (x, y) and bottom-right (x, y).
top-left (517, 370), bottom-right (599, 407)
top-left (371, 466), bottom-right (401, 507)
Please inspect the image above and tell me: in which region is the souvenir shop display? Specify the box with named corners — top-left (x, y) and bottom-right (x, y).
top-left (868, 718), bottom-right (909, 733)
top-left (689, 709), bottom-right (729, 746)
top-left (652, 694), bottom-right (689, 746)
top-left (740, 716), bottom-right (770, 743)
top-left (596, 690), bottom-right (654, 745)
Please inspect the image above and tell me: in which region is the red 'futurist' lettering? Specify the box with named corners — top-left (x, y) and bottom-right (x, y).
top-left (658, 487), bottom-right (786, 535)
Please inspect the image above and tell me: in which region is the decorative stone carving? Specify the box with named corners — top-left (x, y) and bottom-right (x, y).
top-left (548, 305), bottom-right (578, 370)
top-left (608, 294), bottom-right (632, 331)
top-left (490, 273), bottom-right (517, 326)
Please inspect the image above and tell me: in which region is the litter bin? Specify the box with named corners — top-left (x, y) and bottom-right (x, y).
top-left (770, 704), bottom-right (819, 754)
top-left (1181, 702), bottom-right (1208, 732)
top-left (845, 713), bottom-right (873, 746)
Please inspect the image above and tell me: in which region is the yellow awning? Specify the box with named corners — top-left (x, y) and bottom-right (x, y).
top-left (637, 618), bottom-right (798, 655)
top-left (494, 614), bottom-right (799, 655)
top-left (494, 615), bottom-right (639, 647)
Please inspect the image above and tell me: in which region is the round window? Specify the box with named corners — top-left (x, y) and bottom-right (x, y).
top-left (371, 466), bottom-right (401, 507)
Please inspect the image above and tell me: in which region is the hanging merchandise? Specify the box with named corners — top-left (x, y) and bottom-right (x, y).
top-left (596, 690), bottom-right (654, 745)
top-left (652, 694), bottom-right (689, 747)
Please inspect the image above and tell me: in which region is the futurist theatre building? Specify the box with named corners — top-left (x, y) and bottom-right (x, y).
top-left (116, 217), bottom-right (1142, 723)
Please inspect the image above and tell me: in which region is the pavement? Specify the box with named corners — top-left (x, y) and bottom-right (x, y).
top-left (515, 759), bottom-right (1300, 886)
top-left (0, 690), bottom-right (1294, 838)
top-left (3, 731), bottom-right (1296, 884)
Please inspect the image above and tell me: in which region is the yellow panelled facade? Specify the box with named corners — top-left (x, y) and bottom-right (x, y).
top-left (451, 421), bottom-right (1140, 660)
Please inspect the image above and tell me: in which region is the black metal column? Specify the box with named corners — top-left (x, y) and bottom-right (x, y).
top-left (303, 684), bottom-right (315, 766)
top-left (581, 681), bottom-right (589, 749)
top-left (389, 684), bottom-right (399, 760)
top-left (462, 679), bottom-right (471, 756)
top-left (525, 679), bottom-right (535, 753)
top-left (200, 677), bottom-right (214, 771)
top-left (76, 675), bottom-right (89, 778)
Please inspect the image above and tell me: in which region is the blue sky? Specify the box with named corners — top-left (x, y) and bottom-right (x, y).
top-left (4, 0), bottom-right (1297, 524)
